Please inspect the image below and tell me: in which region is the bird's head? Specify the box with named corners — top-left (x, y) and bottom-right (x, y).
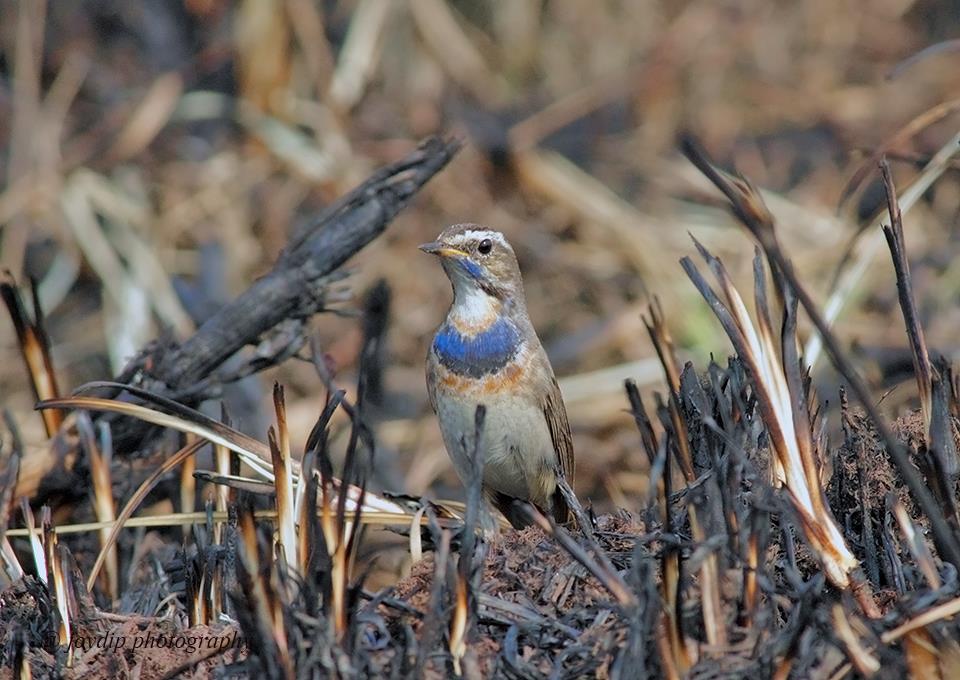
top-left (419, 224), bottom-right (525, 305)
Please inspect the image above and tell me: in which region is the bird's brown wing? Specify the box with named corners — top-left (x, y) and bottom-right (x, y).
top-left (542, 376), bottom-right (574, 479)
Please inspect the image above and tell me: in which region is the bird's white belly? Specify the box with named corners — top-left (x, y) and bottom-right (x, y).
top-left (435, 390), bottom-right (555, 503)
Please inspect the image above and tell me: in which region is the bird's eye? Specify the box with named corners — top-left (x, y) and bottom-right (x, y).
top-left (478, 238), bottom-right (493, 255)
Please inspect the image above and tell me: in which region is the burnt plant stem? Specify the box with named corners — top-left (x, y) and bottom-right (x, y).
top-left (461, 405), bottom-right (486, 569)
top-left (879, 158), bottom-right (934, 428)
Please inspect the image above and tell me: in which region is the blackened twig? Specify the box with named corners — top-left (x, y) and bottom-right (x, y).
top-left (151, 136), bottom-right (462, 391)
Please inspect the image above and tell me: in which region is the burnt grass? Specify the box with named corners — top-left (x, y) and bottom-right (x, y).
top-left (3, 352), bottom-right (960, 679)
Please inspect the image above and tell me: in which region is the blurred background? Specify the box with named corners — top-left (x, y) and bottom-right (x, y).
top-left (1, 0), bottom-right (959, 559)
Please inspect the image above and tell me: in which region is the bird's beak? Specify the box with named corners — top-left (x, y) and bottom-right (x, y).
top-left (418, 241), bottom-right (467, 258)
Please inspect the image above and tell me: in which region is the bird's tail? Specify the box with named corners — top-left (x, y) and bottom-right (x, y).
top-left (551, 478), bottom-right (576, 526)
top-left (492, 481), bottom-right (578, 529)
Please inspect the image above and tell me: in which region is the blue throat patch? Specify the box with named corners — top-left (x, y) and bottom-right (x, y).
top-left (433, 316), bottom-right (522, 378)
top-left (459, 258), bottom-right (485, 281)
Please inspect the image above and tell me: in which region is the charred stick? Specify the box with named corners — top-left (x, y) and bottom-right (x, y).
top-left (150, 136), bottom-right (461, 391)
top-left (879, 158), bottom-right (935, 431)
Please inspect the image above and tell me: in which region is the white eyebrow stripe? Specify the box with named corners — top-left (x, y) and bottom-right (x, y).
top-left (454, 230), bottom-right (508, 247)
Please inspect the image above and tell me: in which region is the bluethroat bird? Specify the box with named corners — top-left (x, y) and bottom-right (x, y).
top-left (421, 224), bottom-right (574, 528)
